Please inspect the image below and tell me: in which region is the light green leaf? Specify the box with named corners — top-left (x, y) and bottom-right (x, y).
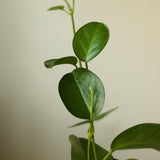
top-left (69, 135), bottom-right (114, 160)
top-left (44, 56), bottom-right (77, 68)
top-left (58, 68), bottom-right (105, 119)
top-left (69, 107), bottom-right (118, 128)
top-left (73, 22), bottom-right (109, 62)
top-left (111, 123), bottom-right (160, 151)
top-left (47, 5), bottom-right (64, 11)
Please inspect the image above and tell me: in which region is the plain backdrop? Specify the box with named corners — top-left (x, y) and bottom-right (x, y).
top-left (0, 0), bottom-right (160, 160)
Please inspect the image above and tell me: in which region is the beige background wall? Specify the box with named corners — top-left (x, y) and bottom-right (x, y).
top-left (0, 0), bottom-right (160, 159)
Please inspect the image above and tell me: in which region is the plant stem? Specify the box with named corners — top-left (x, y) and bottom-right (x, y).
top-left (103, 150), bottom-right (113, 160)
top-left (85, 62), bottom-right (88, 70)
top-left (90, 87), bottom-right (94, 120)
top-left (92, 135), bottom-right (98, 160)
top-left (87, 87), bottom-right (97, 160)
top-left (70, 0), bottom-right (82, 68)
top-left (87, 129), bottom-right (91, 160)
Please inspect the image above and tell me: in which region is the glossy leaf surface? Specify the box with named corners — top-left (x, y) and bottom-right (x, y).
top-left (59, 68), bottom-right (105, 119)
top-left (44, 56), bottom-right (77, 68)
top-left (111, 123), bottom-right (160, 151)
top-left (47, 5), bottom-right (64, 11)
top-left (69, 135), bottom-right (114, 160)
top-left (69, 107), bottom-right (118, 127)
top-left (73, 22), bottom-right (109, 62)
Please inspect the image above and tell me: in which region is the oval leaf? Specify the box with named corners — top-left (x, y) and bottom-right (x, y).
top-left (69, 135), bottom-right (114, 160)
top-left (111, 123), bottom-right (160, 151)
top-left (58, 68), bottom-right (105, 119)
top-left (44, 56), bottom-right (77, 68)
top-left (73, 22), bottom-right (109, 62)
top-left (47, 5), bottom-right (64, 11)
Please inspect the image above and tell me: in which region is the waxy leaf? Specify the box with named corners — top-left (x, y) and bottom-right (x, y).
top-left (44, 56), bottom-right (77, 68)
top-left (59, 68), bottom-right (105, 119)
top-left (69, 107), bottom-right (118, 128)
top-left (73, 22), bottom-right (109, 62)
top-left (47, 5), bottom-right (64, 11)
top-left (69, 135), bottom-right (114, 160)
top-left (111, 123), bottom-right (160, 151)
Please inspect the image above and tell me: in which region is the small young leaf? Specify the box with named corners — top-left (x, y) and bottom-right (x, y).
top-left (59, 68), bottom-right (105, 119)
top-left (73, 22), bottom-right (109, 62)
top-left (44, 56), bottom-right (77, 68)
top-left (69, 120), bottom-right (90, 128)
top-left (94, 107), bottom-right (118, 121)
top-left (47, 5), bottom-right (64, 11)
top-left (69, 107), bottom-right (118, 128)
top-left (111, 123), bottom-right (160, 151)
top-left (69, 135), bottom-right (114, 160)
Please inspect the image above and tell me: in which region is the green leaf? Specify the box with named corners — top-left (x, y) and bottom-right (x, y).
top-left (69, 135), bottom-right (114, 160)
top-left (94, 107), bottom-right (118, 121)
top-left (47, 5), bottom-right (64, 11)
top-left (44, 56), bottom-right (77, 68)
top-left (58, 68), bottom-right (105, 119)
top-left (69, 107), bottom-right (118, 128)
top-left (69, 120), bottom-right (90, 128)
top-left (111, 123), bottom-right (160, 151)
top-left (73, 22), bottom-right (109, 62)
top-left (69, 135), bottom-right (86, 160)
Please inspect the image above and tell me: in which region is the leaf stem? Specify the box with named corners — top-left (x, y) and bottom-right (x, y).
top-left (63, 9), bottom-right (70, 15)
top-left (92, 135), bottom-right (98, 160)
top-left (103, 150), bottom-right (113, 160)
top-left (85, 62), bottom-right (88, 70)
top-left (64, 0), bottom-right (72, 11)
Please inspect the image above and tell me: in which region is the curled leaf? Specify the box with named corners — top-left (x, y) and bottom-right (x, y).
top-left (44, 56), bottom-right (77, 68)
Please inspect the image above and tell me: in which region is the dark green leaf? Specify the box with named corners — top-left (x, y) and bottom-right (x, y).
top-left (111, 123), bottom-right (160, 151)
top-left (69, 107), bottom-right (118, 128)
top-left (47, 5), bottom-right (64, 11)
top-left (94, 107), bottom-right (118, 121)
top-left (69, 135), bottom-right (114, 160)
top-left (44, 56), bottom-right (77, 68)
top-left (59, 68), bottom-right (105, 119)
top-left (73, 22), bottom-right (109, 62)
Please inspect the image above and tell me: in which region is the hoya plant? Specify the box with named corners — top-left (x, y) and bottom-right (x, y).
top-left (44, 1), bottom-right (160, 160)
